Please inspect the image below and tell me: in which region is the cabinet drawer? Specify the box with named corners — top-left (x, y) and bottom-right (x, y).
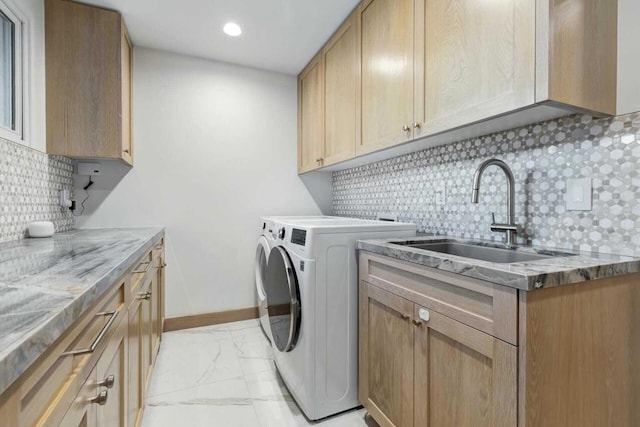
top-left (20, 281), bottom-right (125, 427)
top-left (130, 251), bottom-right (153, 295)
top-left (359, 252), bottom-right (517, 345)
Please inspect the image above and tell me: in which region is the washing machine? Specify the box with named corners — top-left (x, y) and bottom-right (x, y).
top-left (256, 216), bottom-right (336, 342)
top-left (262, 217), bottom-right (416, 420)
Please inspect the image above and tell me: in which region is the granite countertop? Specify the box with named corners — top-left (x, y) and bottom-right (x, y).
top-left (0, 227), bottom-right (164, 396)
top-left (358, 235), bottom-right (640, 291)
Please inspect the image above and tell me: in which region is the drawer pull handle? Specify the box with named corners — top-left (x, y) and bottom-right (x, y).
top-left (132, 261), bottom-right (152, 274)
top-left (90, 390), bottom-right (109, 406)
top-left (97, 375), bottom-right (115, 389)
top-left (138, 291), bottom-right (152, 301)
top-left (61, 311), bottom-right (120, 357)
top-left (412, 319), bottom-right (422, 327)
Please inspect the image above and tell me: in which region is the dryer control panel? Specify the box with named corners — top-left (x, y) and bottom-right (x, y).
top-left (291, 229), bottom-right (307, 246)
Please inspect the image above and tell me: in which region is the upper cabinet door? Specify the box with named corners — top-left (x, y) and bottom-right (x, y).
top-left (45, 0), bottom-right (133, 165)
top-left (358, 0), bottom-right (415, 155)
top-left (297, 54), bottom-right (324, 173)
top-left (121, 25), bottom-right (133, 165)
top-left (414, 0), bottom-right (535, 138)
top-left (322, 14), bottom-right (359, 167)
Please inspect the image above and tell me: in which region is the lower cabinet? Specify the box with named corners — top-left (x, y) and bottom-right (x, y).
top-left (359, 282), bottom-right (517, 427)
top-left (0, 236), bottom-right (165, 427)
top-left (58, 368), bottom-right (98, 427)
top-left (360, 251), bottom-right (640, 427)
top-left (128, 265), bottom-right (159, 427)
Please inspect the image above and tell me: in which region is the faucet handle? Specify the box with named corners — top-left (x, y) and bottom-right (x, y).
top-left (491, 212), bottom-right (496, 225)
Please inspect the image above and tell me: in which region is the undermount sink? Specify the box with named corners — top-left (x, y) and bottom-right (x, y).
top-left (390, 240), bottom-right (566, 264)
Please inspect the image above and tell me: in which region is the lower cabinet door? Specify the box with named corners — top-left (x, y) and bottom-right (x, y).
top-left (413, 305), bottom-right (517, 427)
top-left (128, 297), bottom-right (144, 427)
top-left (359, 282), bottom-right (415, 427)
top-left (58, 368), bottom-right (98, 427)
top-left (96, 318), bottom-right (127, 427)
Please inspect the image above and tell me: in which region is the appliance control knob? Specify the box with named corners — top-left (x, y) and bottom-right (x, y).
top-left (278, 227), bottom-right (286, 240)
top-left (262, 222), bottom-right (266, 230)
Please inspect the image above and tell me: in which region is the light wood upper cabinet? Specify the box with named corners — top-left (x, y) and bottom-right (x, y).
top-left (414, 0), bottom-right (535, 138)
top-left (297, 0), bottom-right (617, 173)
top-left (297, 14), bottom-right (360, 173)
top-left (297, 54), bottom-right (324, 173)
top-left (541, 0), bottom-right (617, 115)
top-left (45, 0), bottom-right (133, 165)
top-left (358, 0), bottom-right (415, 155)
top-left (323, 14), bottom-right (359, 166)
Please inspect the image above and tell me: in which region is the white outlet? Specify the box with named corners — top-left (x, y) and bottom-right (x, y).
top-left (435, 186), bottom-right (446, 206)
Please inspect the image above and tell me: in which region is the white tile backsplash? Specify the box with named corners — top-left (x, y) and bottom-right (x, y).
top-left (333, 112), bottom-right (640, 256)
top-left (0, 138), bottom-right (74, 242)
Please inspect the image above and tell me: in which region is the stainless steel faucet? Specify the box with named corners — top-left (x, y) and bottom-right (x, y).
top-left (471, 158), bottom-right (520, 245)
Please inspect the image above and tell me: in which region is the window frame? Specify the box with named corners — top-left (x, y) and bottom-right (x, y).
top-left (0, 0), bottom-right (27, 144)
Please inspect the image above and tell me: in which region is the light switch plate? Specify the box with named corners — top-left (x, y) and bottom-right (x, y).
top-left (435, 186), bottom-right (446, 206)
top-left (566, 178), bottom-right (592, 211)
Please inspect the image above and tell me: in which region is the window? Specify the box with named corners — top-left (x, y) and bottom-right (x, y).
top-left (0, 0), bottom-right (23, 142)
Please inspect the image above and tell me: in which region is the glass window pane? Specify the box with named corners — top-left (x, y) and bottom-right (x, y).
top-left (0, 10), bottom-right (14, 131)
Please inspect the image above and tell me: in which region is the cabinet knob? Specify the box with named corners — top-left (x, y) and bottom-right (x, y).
top-left (412, 319), bottom-right (422, 326)
top-left (413, 122), bottom-right (421, 129)
top-left (97, 374), bottom-right (115, 389)
top-left (316, 158), bottom-right (324, 163)
top-left (402, 125), bottom-right (411, 132)
top-left (89, 390), bottom-right (109, 406)
top-left (123, 149), bottom-right (130, 154)
top-left (400, 313), bottom-right (410, 320)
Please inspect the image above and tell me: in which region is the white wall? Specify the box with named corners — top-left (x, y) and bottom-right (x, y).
top-left (75, 48), bottom-right (331, 318)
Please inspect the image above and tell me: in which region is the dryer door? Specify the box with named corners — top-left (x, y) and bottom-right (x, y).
top-left (265, 246), bottom-right (301, 352)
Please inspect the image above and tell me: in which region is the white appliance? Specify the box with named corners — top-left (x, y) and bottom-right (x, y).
top-left (260, 216), bottom-right (416, 420)
top-left (255, 216), bottom-right (336, 342)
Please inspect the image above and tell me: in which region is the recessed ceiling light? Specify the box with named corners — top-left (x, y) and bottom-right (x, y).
top-left (223, 22), bottom-right (242, 37)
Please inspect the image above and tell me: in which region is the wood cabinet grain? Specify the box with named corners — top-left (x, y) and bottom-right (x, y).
top-left (360, 251), bottom-right (640, 427)
top-left (45, 0), bottom-right (133, 165)
top-left (358, 0), bottom-right (415, 155)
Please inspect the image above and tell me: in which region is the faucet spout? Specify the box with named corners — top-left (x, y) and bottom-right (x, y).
top-left (470, 158), bottom-right (519, 245)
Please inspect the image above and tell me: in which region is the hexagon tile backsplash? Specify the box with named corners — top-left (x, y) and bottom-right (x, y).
top-left (333, 112), bottom-right (640, 257)
top-left (0, 138), bottom-right (74, 243)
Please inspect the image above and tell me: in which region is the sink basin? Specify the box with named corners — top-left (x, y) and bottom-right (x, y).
top-left (390, 240), bottom-right (564, 264)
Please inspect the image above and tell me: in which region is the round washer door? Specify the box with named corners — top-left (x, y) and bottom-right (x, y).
top-left (255, 236), bottom-right (269, 302)
top-left (265, 246), bottom-right (301, 352)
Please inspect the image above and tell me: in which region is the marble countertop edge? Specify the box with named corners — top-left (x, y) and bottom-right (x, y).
top-left (0, 227), bottom-right (165, 396)
top-left (357, 236), bottom-right (640, 291)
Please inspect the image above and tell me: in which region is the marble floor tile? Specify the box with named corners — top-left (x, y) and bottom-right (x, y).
top-left (148, 333), bottom-right (242, 396)
top-left (245, 369), bottom-right (292, 402)
top-left (147, 376), bottom-right (251, 405)
top-left (145, 319), bottom-right (367, 426)
top-left (142, 403), bottom-right (261, 427)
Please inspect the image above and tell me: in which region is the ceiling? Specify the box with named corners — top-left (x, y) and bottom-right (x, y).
top-left (79, 0), bottom-right (360, 75)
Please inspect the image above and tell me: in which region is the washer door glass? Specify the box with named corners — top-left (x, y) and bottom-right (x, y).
top-left (265, 246), bottom-right (301, 352)
top-left (255, 237), bottom-right (269, 302)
